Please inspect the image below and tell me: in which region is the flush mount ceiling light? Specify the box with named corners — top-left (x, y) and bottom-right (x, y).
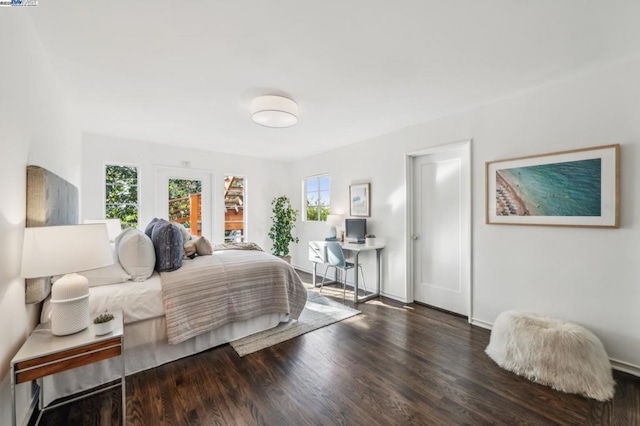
top-left (251, 95), bottom-right (298, 128)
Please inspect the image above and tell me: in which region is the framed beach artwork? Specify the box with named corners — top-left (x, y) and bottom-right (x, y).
top-left (486, 144), bottom-right (619, 228)
top-left (350, 183), bottom-right (370, 217)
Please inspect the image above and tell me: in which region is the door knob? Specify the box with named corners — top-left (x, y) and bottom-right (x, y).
top-left (412, 235), bottom-right (419, 240)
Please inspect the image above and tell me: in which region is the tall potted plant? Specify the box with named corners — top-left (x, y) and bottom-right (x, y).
top-left (268, 195), bottom-right (299, 263)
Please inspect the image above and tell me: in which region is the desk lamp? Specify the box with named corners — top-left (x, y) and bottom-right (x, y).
top-left (21, 224), bottom-right (113, 335)
top-left (84, 218), bottom-right (122, 242)
top-left (326, 214), bottom-right (344, 239)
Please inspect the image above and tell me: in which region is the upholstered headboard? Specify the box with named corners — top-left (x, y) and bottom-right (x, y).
top-left (25, 165), bottom-right (79, 303)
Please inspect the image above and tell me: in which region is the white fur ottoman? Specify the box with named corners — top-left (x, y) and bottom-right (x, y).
top-left (485, 310), bottom-right (614, 401)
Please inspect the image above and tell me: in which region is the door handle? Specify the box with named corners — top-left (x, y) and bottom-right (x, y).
top-left (412, 235), bottom-right (419, 240)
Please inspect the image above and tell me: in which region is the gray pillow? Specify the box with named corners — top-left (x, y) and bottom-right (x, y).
top-left (150, 219), bottom-right (184, 272)
top-left (115, 228), bottom-right (155, 281)
top-left (145, 217), bottom-right (160, 239)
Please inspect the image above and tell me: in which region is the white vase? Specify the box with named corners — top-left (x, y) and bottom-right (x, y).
top-left (93, 320), bottom-right (113, 336)
top-left (366, 237), bottom-right (376, 246)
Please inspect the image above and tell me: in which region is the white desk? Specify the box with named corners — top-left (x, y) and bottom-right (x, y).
top-left (309, 240), bottom-right (385, 303)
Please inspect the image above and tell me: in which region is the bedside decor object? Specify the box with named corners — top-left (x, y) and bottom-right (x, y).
top-left (486, 144), bottom-right (619, 227)
top-left (486, 310), bottom-right (615, 401)
top-left (21, 224), bottom-right (113, 336)
top-left (251, 95), bottom-right (298, 128)
top-left (268, 195), bottom-right (299, 262)
top-left (93, 311), bottom-right (115, 335)
top-left (350, 183), bottom-right (371, 217)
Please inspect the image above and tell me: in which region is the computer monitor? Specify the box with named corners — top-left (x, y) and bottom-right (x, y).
top-left (345, 218), bottom-right (366, 244)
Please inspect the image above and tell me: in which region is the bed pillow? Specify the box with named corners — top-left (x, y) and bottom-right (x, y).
top-left (115, 228), bottom-right (156, 281)
top-left (193, 236), bottom-right (213, 256)
top-left (151, 219), bottom-right (184, 272)
top-left (172, 222), bottom-right (192, 243)
top-left (183, 241), bottom-right (197, 259)
top-left (144, 217), bottom-right (160, 239)
top-left (78, 249), bottom-right (131, 287)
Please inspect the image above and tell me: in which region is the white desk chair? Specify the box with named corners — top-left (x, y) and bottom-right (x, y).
top-left (320, 242), bottom-right (367, 302)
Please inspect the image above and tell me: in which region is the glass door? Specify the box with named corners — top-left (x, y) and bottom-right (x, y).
top-left (155, 167), bottom-right (212, 241)
top-left (224, 175), bottom-right (245, 242)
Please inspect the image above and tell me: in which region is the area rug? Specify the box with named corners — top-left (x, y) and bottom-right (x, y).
top-left (230, 291), bottom-right (360, 357)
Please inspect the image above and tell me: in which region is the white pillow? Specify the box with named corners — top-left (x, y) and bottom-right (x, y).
top-left (78, 250), bottom-right (131, 287)
top-left (115, 228), bottom-right (155, 281)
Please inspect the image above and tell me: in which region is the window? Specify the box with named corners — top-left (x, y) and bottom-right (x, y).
top-left (224, 175), bottom-right (245, 242)
top-left (105, 164), bottom-right (139, 228)
top-left (304, 175), bottom-right (330, 221)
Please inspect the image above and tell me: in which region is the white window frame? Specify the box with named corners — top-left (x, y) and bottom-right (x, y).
top-left (303, 173), bottom-right (330, 222)
top-left (104, 163), bottom-right (140, 228)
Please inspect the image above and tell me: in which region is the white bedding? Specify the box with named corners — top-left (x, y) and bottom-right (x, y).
top-left (41, 272), bottom-right (165, 325)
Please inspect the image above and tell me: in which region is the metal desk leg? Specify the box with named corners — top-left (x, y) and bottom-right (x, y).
top-left (352, 252), bottom-right (360, 304)
top-left (312, 262), bottom-right (317, 287)
top-left (355, 248), bottom-right (383, 303)
top-left (376, 248), bottom-right (381, 296)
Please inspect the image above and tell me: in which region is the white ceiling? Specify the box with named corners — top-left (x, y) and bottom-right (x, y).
top-left (29, 1), bottom-right (640, 161)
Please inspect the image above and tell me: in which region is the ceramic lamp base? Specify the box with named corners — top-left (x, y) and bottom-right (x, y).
top-left (50, 273), bottom-right (90, 336)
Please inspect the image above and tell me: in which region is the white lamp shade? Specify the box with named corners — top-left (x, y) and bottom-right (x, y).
top-left (21, 224), bottom-right (114, 278)
top-left (326, 214), bottom-right (344, 238)
top-left (84, 218), bottom-right (122, 242)
top-left (251, 95), bottom-right (298, 128)
top-left (326, 214), bottom-right (344, 226)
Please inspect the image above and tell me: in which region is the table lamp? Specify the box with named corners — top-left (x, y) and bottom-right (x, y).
top-left (326, 214), bottom-right (344, 239)
top-left (21, 224), bottom-right (113, 336)
top-left (84, 218), bottom-right (122, 242)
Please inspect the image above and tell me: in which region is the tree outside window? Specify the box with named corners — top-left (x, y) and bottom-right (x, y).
top-left (304, 175), bottom-right (330, 221)
top-left (105, 165), bottom-right (139, 228)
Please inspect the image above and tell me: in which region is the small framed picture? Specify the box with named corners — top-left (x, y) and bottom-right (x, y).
top-left (486, 144), bottom-right (619, 227)
top-left (349, 183), bottom-right (370, 217)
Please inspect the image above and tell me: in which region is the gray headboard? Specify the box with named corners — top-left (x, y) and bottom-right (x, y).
top-left (25, 165), bottom-right (79, 303)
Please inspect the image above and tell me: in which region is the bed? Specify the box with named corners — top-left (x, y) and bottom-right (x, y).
top-left (26, 166), bottom-right (307, 405)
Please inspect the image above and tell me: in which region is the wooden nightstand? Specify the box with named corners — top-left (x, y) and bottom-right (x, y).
top-left (10, 310), bottom-right (125, 426)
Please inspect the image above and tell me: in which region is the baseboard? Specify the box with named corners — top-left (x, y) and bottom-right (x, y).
top-left (470, 318), bottom-right (493, 330)
top-left (292, 264), bottom-right (313, 275)
top-left (610, 358), bottom-right (640, 377)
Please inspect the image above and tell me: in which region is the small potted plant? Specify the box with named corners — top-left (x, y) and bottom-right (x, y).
top-left (365, 234), bottom-right (376, 246)
top-left (93, 311), bottom-right (115, 335)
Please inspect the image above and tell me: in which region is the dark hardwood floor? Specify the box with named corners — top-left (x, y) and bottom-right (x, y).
top-left (33, 271), bottom-right (640, 425)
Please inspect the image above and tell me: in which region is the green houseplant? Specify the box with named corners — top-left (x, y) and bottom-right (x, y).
top-left (268, 195), bottom-right (299, 262)
top-left (93, 311), bottom-right (115, 336)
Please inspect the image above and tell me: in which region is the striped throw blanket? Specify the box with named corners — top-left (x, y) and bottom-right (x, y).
top-left (160, 250), bottom-right (307, 345)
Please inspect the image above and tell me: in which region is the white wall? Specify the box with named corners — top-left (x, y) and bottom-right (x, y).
top-left (290, 57), bottom-right (640, 372)
top-left (81, 133), bottom-right (290, 251)
top-left (0, 12), bottom-right (81, 426)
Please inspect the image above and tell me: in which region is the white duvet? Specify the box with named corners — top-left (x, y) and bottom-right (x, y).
top-left (41, 272), bottom-right (165, 325)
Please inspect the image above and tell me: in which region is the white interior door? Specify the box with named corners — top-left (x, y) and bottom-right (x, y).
top-left (412, 144), bottom-right (470, 316)
top-left (155, 167), bottom-right (213, 241)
